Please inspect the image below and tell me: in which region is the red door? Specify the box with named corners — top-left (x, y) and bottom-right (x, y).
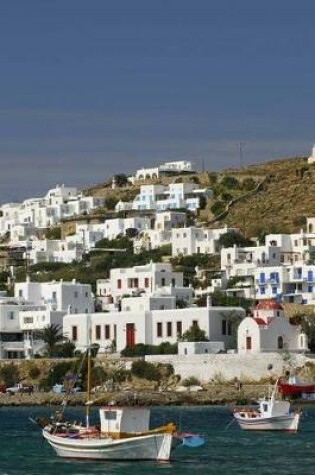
top-left (246, 336), bottom-right (252, 350)
top-left (126, 323), bottom-right (136, 348)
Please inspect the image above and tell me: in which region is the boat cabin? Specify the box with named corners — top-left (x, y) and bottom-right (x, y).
top-left (259, 399), bottom-right (291, 417)
top-left (99, 407), bottom-right (150, 435)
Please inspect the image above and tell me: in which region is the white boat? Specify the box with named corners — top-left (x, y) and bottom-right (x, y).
top-left (233, 380), bottom-right (301, 432)
top-left (42, 406), bottom-right (180, 461)
top-left (40, 334), bottom-right (204, 461)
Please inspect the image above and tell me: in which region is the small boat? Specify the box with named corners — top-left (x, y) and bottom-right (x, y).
top-left (233, 380), bottom-right (301, 432)
top-left (278, 376), bottom-right (315, 400)
top-left (42, 406), bottom-right (183, 461)
top-left (39, 332), bottom-right (204, 461)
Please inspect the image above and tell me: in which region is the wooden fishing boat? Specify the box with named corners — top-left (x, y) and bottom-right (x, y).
top-left (233, 380), bottom-right (301, 432)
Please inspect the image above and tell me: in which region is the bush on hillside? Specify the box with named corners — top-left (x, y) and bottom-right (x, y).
top-left (210, 200), bottom-right (226, 216)
top-left (0, 364), bottom-right (20, 386)
top-left (221, 176), bottom-right (240, 189)
top-left (131, 360), bottom-right (161, 381)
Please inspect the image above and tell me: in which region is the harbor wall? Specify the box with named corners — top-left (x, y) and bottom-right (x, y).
top-left (145, 353), bottom-right (312, 382)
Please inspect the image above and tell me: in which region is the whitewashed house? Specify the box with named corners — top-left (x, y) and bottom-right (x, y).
top-left (130, 160), bottom-right (196, 183)
top-left (237, 299), bottom-right (308, 354)
top-left (172, 225), bottom-right (239, 256)
top-left (19, 307), bottom-right (65, 358)
top-left (0, 293), bottom-right (26, 359)
top-left (63, 303), bottom-right (245, 354)
top-left (96, 261), bottom-right (192, 311)
top-left (14, 278), bottom-right (94, 314)
top-left (0, 184), bottom-right (105, 236)
top-left (130, 183), bottom-right (212, 213)
top-left (133, 211), bottom-right (187, 253)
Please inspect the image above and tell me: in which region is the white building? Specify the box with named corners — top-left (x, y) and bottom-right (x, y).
top-left (125, 183), bottom-right (212, 213)
top-left (172, 225), bottom-right (239, 256)
top-left (307, 144), bottom-right (315, 164)
top-left (19, 307), bottom-right (65, 358)
top-left (131, 160), bottom-right (196, 182)
top-left (221, 227), bottom-right (315, 303)
top-left (96, 262), bottom-right (191, 308)
top-left (133, 211), bottom-right (187, 253)
top-left (254, 263), bottom-right (315, 304)
top-left (27, 239), bottom-right (84, 264)
top-left (63, 303), bottom-right (245, 354)
top-left (0, 294), bottom-right (26, 359)
top-left (0, 184), bottom-right (105, 236)
top-left (237, 299), bottom-right (308, 354)
top-left (14, 278), bottom-right (94, 314)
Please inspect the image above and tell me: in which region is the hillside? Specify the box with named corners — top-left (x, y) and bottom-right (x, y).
top-left (84, 156), bottom-right (314, 237)
top-left (216, 156), bottom-right (313, 237)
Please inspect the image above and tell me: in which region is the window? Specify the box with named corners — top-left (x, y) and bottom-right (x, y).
top-left (52, 291), bottom-right (57, 299)
top-left (85, 291), bottom-right (88, 298)
top-left (192, 320), bottom-right (198, 327)
top-left (117, 279), bottom-right (122, 289)
top-left (95, 325), bottom-right (101, 340)
top-left (74, 291), bottom-right (78, 298)
top-left (24, 317), bottom-right (33, 324)
top-left (222, 320), bottom-right (227, 335)
top-left (72, 326), bottom-right (78, 341)
top-left (176, 321), bottom-right (182, 337)
top-left (18, 290), bottom-right (23, 297)
top-left (227, 322), bottom-right (232, 336)
top-left (157, 322), bottom-right (163, 337)
top-left (105, 325), bottom-right (110, 339)
top-left (104, 411), bottom-right (117, 420)
top-left (171, 278), bottom-right (176, 286)
top-left (8, 311), bottom-right (14, 320)
top-left (167, 322), bottom-right (172, 337)
top-left (161, 278), bottom-right (165, 286)
top-left (144, 277), bottom-right (150, 288)
top-left (277, 336), bottom-right (284, 349)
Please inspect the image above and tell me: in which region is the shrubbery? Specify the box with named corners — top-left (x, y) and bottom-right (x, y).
top-left (130, 360), bottom-right (174, 382)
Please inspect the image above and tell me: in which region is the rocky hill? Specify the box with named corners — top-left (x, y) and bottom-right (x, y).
top-left (84, 156), bottom-right (314, 238)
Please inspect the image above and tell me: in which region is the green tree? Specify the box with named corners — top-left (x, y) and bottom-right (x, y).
top-left (0, 364), bottom-right (20, 386)
top-left (34, 324), bottom-right (66, 357)
top-left (179, 323), bottom-right (208, 342)
top-left (218, 231), bottom-right (255, 248)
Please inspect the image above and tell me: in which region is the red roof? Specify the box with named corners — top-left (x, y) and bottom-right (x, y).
top-left (254, 318), bottom-right (267, 326)
top-left (255, 299), bottom-right (283, 311)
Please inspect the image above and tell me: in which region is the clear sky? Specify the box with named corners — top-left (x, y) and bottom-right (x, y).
top-left (1, 0), bottom-right (315, 203)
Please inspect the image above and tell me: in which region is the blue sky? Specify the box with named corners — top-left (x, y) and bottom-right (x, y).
top-left (1, 0), bottom-right (315, 203)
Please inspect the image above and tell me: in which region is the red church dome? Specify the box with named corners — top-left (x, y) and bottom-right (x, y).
top-left (255, 299), bottom-right (283, 311)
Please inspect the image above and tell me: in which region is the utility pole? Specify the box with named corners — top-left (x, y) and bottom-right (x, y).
top-left (239, 141), bottom-right (245, 169)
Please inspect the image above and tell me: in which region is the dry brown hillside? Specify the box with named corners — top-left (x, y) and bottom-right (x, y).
top-left (84, 156), bottom-right (315, 237)
top-left (221, 157), bottom-right (314, 237)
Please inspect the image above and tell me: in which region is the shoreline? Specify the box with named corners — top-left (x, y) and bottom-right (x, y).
top-left (0, 384), bottom-right (277, 407)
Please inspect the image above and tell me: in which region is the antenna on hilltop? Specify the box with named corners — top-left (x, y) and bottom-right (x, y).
top-left (239, 141), bottom-right (246, 168)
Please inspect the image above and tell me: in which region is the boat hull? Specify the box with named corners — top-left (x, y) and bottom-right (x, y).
top-left (43, 430), bottom-right (176, 461)
top-left (234, 412), bottom-right (300, 432)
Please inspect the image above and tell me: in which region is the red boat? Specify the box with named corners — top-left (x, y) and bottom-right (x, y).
top-left (278, 378), bottom-right (315, 396)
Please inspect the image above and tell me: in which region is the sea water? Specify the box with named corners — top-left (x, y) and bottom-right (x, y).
top-left (0, 405), bottom-right (314, 475)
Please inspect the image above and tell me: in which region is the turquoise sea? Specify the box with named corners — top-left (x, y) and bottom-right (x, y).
top-left (0, 405), bottom-right (314, 475)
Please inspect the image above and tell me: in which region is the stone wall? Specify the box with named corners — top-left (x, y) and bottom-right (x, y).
top-left (145, 352), bottom-right (312, 382)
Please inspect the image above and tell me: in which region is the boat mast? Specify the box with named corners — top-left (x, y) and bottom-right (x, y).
top-left (86, 315), bottom-right (92, 429)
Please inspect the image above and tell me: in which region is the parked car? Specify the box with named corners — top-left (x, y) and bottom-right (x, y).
top-left (6, 384), bottom-right (34, 395)
top-left (52, 384), bottom-right (82, 394)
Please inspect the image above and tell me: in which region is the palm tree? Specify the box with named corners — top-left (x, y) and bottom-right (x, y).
top-left (35, 323), bottom-right (65, 357)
